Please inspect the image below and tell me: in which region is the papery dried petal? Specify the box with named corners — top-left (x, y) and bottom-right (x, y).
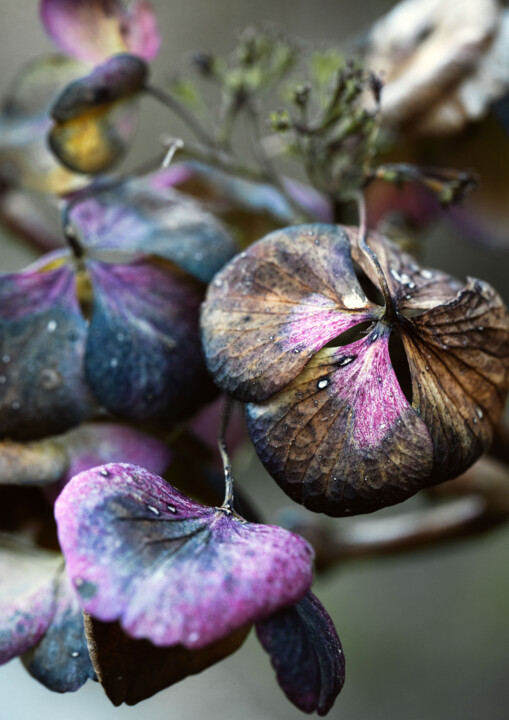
top-left (0, 438), bottom-right (68, 486)
top-left (0, 265), bottom-right (93, 440)
top-left (256, 591), bottom-right (345, 716)
top-left (55, 464), bottom-right (314, 648)
top-left (247, 325), bottom-right (433, 515)
top-left (65, 174), bottom-right (238, 283)
top-left (84, 615), bottom-right (249, 705)
top-left (401, 278), bottom-right (509, 480)
top-left (201, 224), bottom-right (377, 403)
top-left (21, 568), bottom-right (95, 692)
top-left (40, 0), bottom-right (161, 64)
top-left (85, 259), bottom-right (214, 425)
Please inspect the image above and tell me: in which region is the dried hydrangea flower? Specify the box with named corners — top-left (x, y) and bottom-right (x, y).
top-left (201, 223), bottom-right (509, 515)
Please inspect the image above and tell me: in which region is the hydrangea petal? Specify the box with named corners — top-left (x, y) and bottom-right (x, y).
top-left (84, 615), bottom-right (249, 705)
top-left (65, 175), bottom-right (238, 282)
top-left (40, 0), bottom-right (161, 64)
top-left (55, 463), bottom-right (314, 649)
top-left (349, 227), bottom-right (464, 311)
top-left (0, 535), bottom-right (61, 664)
top-left (401, 278), bottom-right (509, 480)
top-left (246, 325), bottom-right (433, 516)
top-left (21, 568), bottom-right (95, 692)
top-left (85, 259), bottom-right (214, 425)
top-left (0, 265), bottom-right (93, 440)
top-left (201, 224), bottom-right (377, 403)
top-left (0, 438), bottom-right (68, 486)
top-left (256, 591), bottom-right (345, 716)
top-left (0, 55), bottom-right (87, 194)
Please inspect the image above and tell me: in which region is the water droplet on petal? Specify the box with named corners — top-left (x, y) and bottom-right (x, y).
top-left (70, 651), bottom-right (80, 658)
top-left (317, 378), bottom-right (329, 390)
top-left (147, 505), bottom-right (160, 515)
top-left (99, 469), bottom-right (110, 477)
top-left (167, 504), bottom-right (177, 514)
top-left (110, 358), bottom-right (119, 368)
top-left (188, 632), bottom-right (199, 643)
top-left (2, 355), bottom-right (11, 364)
top-left (47, 320), bottom-right (57, 333)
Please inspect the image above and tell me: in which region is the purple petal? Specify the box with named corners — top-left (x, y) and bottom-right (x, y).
top-left (85, 259), bottom-right (215, 425)
top-left (0, 264), bottom-right (93, 440)
top-left (246, 325), bottom-right (434, 516)
top-left (0, 55), bottom-right (87, 194)
top-left (0, 535), bottom-right (61, 664)
top-left (256, 591), bottom-right (345, 716)
top-left (40, 0), bottom-right (160, 64)
top-left (62, 423), bottom-right (172, 485)
top-left (21, 568), bottom-right (95, 692)
top-left (155, 161), bottom-right (333, 224)
top-left (55, 463), bottom-right (314, 649)
top-left (51, 54), bottom-right (147, 122)
top-left (65, 174), bottom-right (238, 283)
top-left (201, 224), bottom-right (377, 403)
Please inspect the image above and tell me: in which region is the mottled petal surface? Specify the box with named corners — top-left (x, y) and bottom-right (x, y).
top-left (85, 615), bottom-right (249, 705)
top-left (256, 591), bottom-right (345, 716)
top-left (401, 278), bottom-right (509, 480)
top-left (22, 567), bottom-right (95, 692)
top-left (0, 535), bottom-right (61, 664)
top-left (247, 325), bottom-right (433, 516)
top-left (201, 224), bottom-right (376, 403)
top-left (0, 265), bottom-right (93, 440)
top-left (0, 55), bottom-right (87, 194)
top-left (85, 259), bottom-right (214, 425)
top-left (40, 0), bottom-right (160, 64)
top-left (55, 464), bottom-right (314, 649)
top-left (65, 176), bottom-right (238, 283)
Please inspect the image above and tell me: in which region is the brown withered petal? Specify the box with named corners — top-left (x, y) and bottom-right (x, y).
top-left (202, 223), bottom-right (509, 516)
top-left (246, 326), bottom-right (433, 516)
top-left (0, 438), bottom-right (68, 486)
top-left (349, 227), bottom-right (463, 311)
top-left (201, 224), bottom-right (377, 403)
top-left (400, 278), bottom-right (509, 481)
top-left (84, 614), bottom-right (250, 706)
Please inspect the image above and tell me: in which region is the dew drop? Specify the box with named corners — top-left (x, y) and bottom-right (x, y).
top-left (337, 355), bottom-right (355, 367)
top-left (478, 326), bottom-right (484, 332)
top-left (147, 505), bottom-right (160, 515)
top-left (167, 504), bottom-right (177, 514)
top-left (317, 378), bottom-right (329, 390)
top-left (99, 469), bottom-right (110, 477)
top-left (405, 294), bottom-right (411, 300)
top-left (407, 281), bottom-right (416, 289)
top-left (473, 417), bottom-right (478, 424)
top-left (189, 632), bottom-right (199, 643)
top-left (269, 335), bottom-right (274, 340)
top-left (214, 278), bottom-right (223, 287)
top-left (420, 270), bottom-right (433, 279)
top-left (2, 355), bottom-right (11, 364)
top-left (70, 651), bottom-right (80, 658)
top-left (110, 358), bottom-right (119, 368)
top-left (476, 407), bottom-right (483, 419)
top-left (377, 376), bottom-right (382, 383)
top-left (47, 320), bottom-right (57, 333)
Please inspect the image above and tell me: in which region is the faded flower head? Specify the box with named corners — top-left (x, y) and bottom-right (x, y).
top-left (201, 223), bottom-right (509, 515)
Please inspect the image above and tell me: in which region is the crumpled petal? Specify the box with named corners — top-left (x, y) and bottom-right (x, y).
top-left (401, 277), bottom-right (509, 481)
top-left (256, 591), bottom-right (345, 716)
top-left (64, 173), bottom-right (238, 283)
top-left (85, 259), bottom-right (215, 425)
top-left (0, 264), bottom-right (93, 440)
top-left (21, 568), bottom-right (95, 692)
top-left (84, 615), bottom-right (249, 706)
top-left (201, 224), bottom-right (377, 403)
top-left (55, 463), bottom-right (314, 649)
top-left (40, 0), bottom-right (161, 64)
top-left (0, 55), bottom-right (87, 194)
top-left (247, 325), bottom-right (433, 515)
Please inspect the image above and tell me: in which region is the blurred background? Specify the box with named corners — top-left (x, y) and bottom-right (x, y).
top-left (0, 1), bottom-right (508, 719)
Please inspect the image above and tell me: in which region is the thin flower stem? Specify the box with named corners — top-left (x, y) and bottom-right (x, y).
top-left (355, 190), bottom-right (397, 321)
top-left (145, 84), bottom-right (213, 146)
top-left (218, 400), bottom-right (234, 512)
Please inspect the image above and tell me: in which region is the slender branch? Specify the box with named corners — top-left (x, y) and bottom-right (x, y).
top-left (145, 84), bottom-right (213, 146)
